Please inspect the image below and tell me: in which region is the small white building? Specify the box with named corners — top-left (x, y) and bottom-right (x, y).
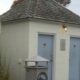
top-left (0, 0), bottom-right (80, 80)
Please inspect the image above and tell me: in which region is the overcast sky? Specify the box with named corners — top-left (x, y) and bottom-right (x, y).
top-left (0, 0), bottom-right (80, 16)
top-left (0, 0), bottom-right (14, 15)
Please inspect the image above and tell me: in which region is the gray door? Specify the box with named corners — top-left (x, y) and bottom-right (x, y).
top-left (69, 37), bottom-right (80, 80)
top-left (38, 34), bottom-right (54, 80)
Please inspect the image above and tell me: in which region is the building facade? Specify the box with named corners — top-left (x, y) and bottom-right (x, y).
top-left (0, 0), bottom-right (80, 80)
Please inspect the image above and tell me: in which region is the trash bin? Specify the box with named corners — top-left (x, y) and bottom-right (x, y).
top-left (25, 56), bottom-right (48, 80)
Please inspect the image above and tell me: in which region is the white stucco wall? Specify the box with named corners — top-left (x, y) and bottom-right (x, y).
top-left (28, 20), bottom-right (80, 80)
top-left (1, 20), bottom-right (80, 80)
top-left (0, 19), bottom-right (1, 61)
top-left (0, 19), bottom-right (1, 33)
top-left (1, 21), bottom-right (29, 80)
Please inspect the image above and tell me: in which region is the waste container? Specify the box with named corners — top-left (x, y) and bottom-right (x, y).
top-left (25, 56), bottom-right (48, 80)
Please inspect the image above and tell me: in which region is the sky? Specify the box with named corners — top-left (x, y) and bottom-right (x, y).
top-left (67, 0), bottom-right (80, 16)
top-left (0, 0), bottom-right (80, 16)
top-left (0, 0), bottom-right (14, 15)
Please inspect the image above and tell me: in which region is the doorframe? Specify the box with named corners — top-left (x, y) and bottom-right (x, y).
top-left (37, 32), bottom-right (56, 80)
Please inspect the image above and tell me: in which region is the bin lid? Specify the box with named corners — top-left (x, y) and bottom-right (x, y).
top-left (25, 56), bottom-right (49, 62)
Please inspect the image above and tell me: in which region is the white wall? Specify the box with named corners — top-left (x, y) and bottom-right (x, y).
top-left (0, 19), bottom-right (1, 33)
top-left (29, 21), bottom-right (80, 80)
top-left (1, 21), bottom-right (29, 80)
top-left (1, 20), bottom-right (80, 80)
top-left (0, 19), bottom-right (1, 63)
